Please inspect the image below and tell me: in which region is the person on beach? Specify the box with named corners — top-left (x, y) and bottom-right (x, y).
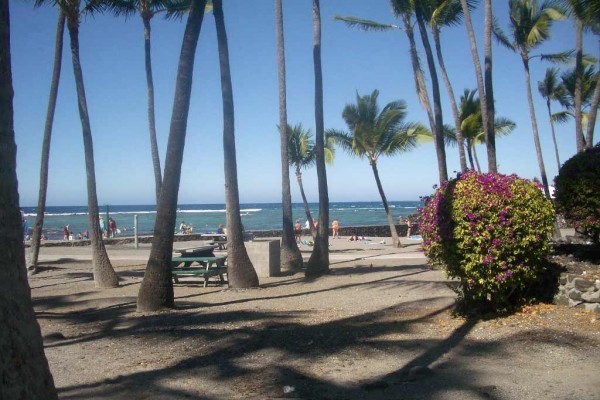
top-left (99, 217), bottom-right (106, 237)
top-left (217, 224), bottom-right (227, 235)
top-left (63, 225), bottom-right (69, 240)
top-left (179, 221), bottom-right (187, 234)
top-left (294, 220), bottom-right (302, 243)
top-left (406, 218), bottom-right (413, 238)
top-left (332, 219), bottom-right (339, 239)
top-left (108, 218), bottom-right (117, 238)
top-left (22, 210), bottom-right (29, 240)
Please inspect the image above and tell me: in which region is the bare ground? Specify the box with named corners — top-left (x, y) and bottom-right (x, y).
top-left (29, 239), bottom-right (600, 400)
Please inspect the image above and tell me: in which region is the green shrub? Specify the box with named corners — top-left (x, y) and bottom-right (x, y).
top-left (419, 171), bottom-right (555, 312)
top-left (554, 144), bottom-right (600, 245)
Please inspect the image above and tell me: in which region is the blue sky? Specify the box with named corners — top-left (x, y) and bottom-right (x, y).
top-left (10, 0), bottom-right (598, 206)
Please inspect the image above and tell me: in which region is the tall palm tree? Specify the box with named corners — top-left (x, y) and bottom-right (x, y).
top-left (494, 0), bottom-right (566, 199)
top-left (457, 89), bottom-right (516, 171)
top-left (287, 123), bottom-right (335, 239)
top-left (482, 0), bottom-right (497, 172)
top-left (275, 0), bottom-right (303, 273)
top-left (36, 0), bottom-right (119, 287)
top-left (538, 67), bottom-right (568, 170)
top-left (27, 10), bottom-right (65, 276)
top-left (101, 0), bottom-right (170, 204)
top-left (428, 0), bottom-right (469, 172)
top-left (329, 90), bottom-right (423, 248)
top-left (137, 0), bottom-right (207, 311)
top-left (213, 0), bottom-right (259, 288)
top-left (0, 0), bottom-right (58, 395)
top-left (306, 0), bottom-right (330, 278)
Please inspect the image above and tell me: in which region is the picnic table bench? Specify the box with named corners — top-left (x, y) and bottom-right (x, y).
top-left (171, 255), bottom-right (227, 287)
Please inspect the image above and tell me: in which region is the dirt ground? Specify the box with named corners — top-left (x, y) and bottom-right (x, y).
top-left (29, 238), bottom-right (600, 400)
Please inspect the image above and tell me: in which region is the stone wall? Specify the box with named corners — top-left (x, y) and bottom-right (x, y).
top-left (555, 273), bottom-right (600, 314)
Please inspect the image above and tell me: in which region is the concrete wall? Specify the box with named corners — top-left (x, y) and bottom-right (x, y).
top-left (245, 240), bottom-right (281, 278)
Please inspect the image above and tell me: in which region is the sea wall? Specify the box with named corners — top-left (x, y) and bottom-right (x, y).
top-left (27, 224), bottom-right (418, 248)
top-left (555, 273), bottom-right (600, 314)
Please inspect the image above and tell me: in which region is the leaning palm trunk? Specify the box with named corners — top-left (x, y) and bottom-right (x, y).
top-left (432, 28), bottom-right (467, 172)
top-left (275, 0), bottom-right (303, 273)
top-left (545, 98), bottom-right (561, 170)
top-left (586, 74), bottom-right (599, 148)
top-left (473, 144), bottom-right (482, 172)
top-left (483, 0), bottom-right (497, 172)
top-left (371, 161), bottom-right (401, 247)
top-left (522, 56), bottom-right (552, 199)
top-left (143, 15), bottom-right (162, 203)
top-left (0, 1), bottom-right (58, 395)
top-left (574, 18), bottom-right (585, 151)
top-left (66, 15), bottom-right (118, 288)
top-left (213, 0), bottom-right (258, 288)
top-left (28, 10), bottom-right (65, 275)
top-left (460, 0), bottom-right (492, 171)
top-left (137, 0), bottom-right (207, 311)
top-left (415, 7), bottom-right (447, 183)
top-left (296, 169), bottom-right (316, 239)
top-left (306, 0), bottom-right (329, 277)
top-left (467, 141), bottom-right (476, 170)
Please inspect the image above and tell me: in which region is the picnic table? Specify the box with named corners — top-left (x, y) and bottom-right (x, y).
top-left (171, 255), bottom-right (228, 287)
top-left (172, 244), bottom-right (217, 258)
top-left (199, 234), bottom-right (228, 250)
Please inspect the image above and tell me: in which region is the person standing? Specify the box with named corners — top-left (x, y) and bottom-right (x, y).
top-left (332, 219), bottom-right (339, 239)
top-left (108, 218), bottom-right (117, 238)
top-left (63, 225), bottom-right (69, 240)
top-left (294, 220), bottom-right (302, 243)
top-left (99, 217), bottom-right (106, 237)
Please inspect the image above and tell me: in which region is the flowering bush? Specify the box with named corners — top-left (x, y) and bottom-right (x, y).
top-left (554, 145), bottom-right (600, 245)
top-left (419, 171), bottom-right (555, 311)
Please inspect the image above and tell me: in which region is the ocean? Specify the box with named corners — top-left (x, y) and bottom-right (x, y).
top-left (21, 201), bottom-right (422, 240)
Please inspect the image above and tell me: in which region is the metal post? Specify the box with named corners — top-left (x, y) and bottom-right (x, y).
top-left (134, 214), bottom-right (139, 249)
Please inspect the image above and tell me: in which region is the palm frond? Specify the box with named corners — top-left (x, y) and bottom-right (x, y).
top-left (540, 50), bottom-right (575, 64)
top-left (492, 17), bottom-right (514, 50)
top-left (333, 16), bottom-right (399, 31)
top-left (552, 110), bottom-right (572, 123)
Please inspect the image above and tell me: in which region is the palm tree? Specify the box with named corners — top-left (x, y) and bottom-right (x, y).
top-left (287, 123), bottom-right (335, 239)
top-left (482, 0), bottom-right (497, 172)
top-left (27, 10), bottom-right (65, 276)
top-left (137, 0), bottom-right (207, 311)
top-left (329, 90), bottom-right (423, 248)
top-left (101, 0), bottom-right (170, 204)
top-left (275, 0), bottom-right (303, 273)
top-left (0, 0), bottom-right (58, 394)
top-left (36, 0), bottom-right (119, 287)
top-left (213, 0), bottom-right (259, 288)
top-left (427, 0), bottom-right (469, 172)
top-left (457, 89), bottom-right (516, 171)
top-left (306, 0), bottom-right (330, 278)
top-left (494, 0), bottom-right (566, 199)
top-left (538, 67), bottom-right (568, 170)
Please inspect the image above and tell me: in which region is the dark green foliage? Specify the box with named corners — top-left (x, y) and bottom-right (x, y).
top-left (554, 144), bottom-right (600, 245)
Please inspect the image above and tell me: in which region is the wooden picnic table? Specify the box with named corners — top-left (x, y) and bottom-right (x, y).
top-left (172, 244), bottom-right (217, 257)
top-left (199, 234), bottom-right (228, 250)
top-left (171, 255), bottom-right (228, 287)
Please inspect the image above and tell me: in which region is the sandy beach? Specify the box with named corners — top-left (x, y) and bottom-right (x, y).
top-left (29, 236), bottom-right (599, 400)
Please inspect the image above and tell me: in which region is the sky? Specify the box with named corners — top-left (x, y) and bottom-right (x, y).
top-left (9, 0), bottom-right (599, 207)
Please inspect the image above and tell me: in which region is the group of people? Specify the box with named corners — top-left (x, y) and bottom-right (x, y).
top-left (179, 221), bottom-right (193, 234)
top-left (294, 218), bottom-right (340, 243)
top-left (99, 217), bottom-right (119, 238)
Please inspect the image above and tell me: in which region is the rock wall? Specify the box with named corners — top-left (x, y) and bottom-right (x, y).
top-left (555, 273), bottom-right (600, 314)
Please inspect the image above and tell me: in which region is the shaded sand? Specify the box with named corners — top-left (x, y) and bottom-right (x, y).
top-left (29, 236), bottom-right (599, 400)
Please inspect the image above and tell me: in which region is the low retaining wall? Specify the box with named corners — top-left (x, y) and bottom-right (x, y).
top-left (555, 273), bottom-right (600, 313)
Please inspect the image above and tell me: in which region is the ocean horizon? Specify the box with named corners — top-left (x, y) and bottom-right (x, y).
top-left (22, 201), bottom-right (422, 240)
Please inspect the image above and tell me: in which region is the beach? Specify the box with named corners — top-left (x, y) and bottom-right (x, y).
top-left (30, 235), bottom-right (599, 399)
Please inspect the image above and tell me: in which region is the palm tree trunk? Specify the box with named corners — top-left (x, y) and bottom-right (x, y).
top-left (467, 141), bottom-right (475, 170)
top-left (522, 55), bottom-right (551, 199)
top-left (66, 15), bottom-right (118, 288)
top-left (143, 15), bottom-right (162, 203)
top-left (370, 161), bottom-right (401, 248)
top-left (574, 18), bottom-right (585, 151)
top-left (28, 10), bottom-right (65, 275)
top-left (459, 0), bottom-right (491, 170)
top-left (546, 99), bottom-right (561, 171)
top-left (415, 6), bottom-right (447, 184)
top-left (0, 1), bottom-right (58, 395)
top-left (432, 28), bottom-right (467, 172)
top-left (402, 14), bottom-right (435, 134)
top-left (296, 169), bottom-right (316, 239)
top-left (214, 0), bottom-right (258, 288)
top-left (473, 144), bottom-right (482, 173)
top-left (306, 0), bottom-right (329, 277)
top-left (275, 0), bottom-right (303, 273)
top-left (483, 0), bottom-right (497, 172)
top-left (585, 52), bottom-right (599, 148)
top-left (137, 0), bottom-right (207, 312)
